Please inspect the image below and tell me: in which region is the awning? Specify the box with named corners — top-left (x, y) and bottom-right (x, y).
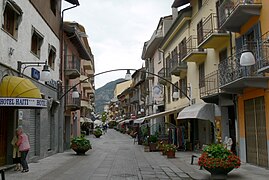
top-left (144, 107), bottom-right (184, 120)
top-left (0, 76), bottom-right (42, 98)
top-left (134, 117), bottom-right (145, 124)
top-left (177, 103), bottom-right (220, 123)
top-left (0, 76), bottom-right (47, 108)
top-left (80, 117), bottom-right (93, 123)
top-left (116, 119), bottom-right (124, 123)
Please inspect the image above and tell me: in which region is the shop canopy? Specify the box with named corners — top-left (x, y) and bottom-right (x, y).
top-left (0, 76), bottom-right (47, 108)
top-left (177, 103), bottom-right (221, 124)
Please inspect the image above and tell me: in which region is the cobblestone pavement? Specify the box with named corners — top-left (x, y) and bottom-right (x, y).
top-left (5, 129), bottom-right (191, 180)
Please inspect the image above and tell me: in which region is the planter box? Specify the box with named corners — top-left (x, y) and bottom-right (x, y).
top-left (166, 150), bottom-right (175, 158)
top-left (149, 143), bottom-right (157, 152)
top-left (144, 146), bottom-right (150, 152)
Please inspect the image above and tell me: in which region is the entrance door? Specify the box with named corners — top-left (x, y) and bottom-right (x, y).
top-left (244, 96), bottom-right (268, 167)
top-left (0, 109), bottom-right (8, 166)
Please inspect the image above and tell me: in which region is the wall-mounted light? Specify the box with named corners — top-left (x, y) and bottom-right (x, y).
top-left (17, 61), bottom-right (51, 81)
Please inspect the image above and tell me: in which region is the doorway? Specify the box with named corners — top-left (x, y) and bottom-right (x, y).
top-left (244, 96), bottom-right (268, 167)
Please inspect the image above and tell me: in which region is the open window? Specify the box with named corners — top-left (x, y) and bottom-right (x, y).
top-left (31, 27), bottom-right (44, 58)
top-left (2, 0), bottom-right (23, 38)
top-left (48, 44), bottom-right (56, 70)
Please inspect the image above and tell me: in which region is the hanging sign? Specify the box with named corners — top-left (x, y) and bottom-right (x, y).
top-left (0, 98), bottom-right (47, 108)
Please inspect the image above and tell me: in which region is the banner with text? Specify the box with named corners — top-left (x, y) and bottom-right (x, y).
top-left (0, 98), bottom-right (47, 108)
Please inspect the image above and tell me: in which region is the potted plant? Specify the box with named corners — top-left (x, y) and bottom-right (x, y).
top-left (164, 144), bottom-right (177, 158)
top-left (70, 135), bottom-right (92, 155)
top-left (93, 128), bottom-right (102, 138)
top-left (148, 135), bottom-right (158, 152)
top-left (198, 144), bottom-right (241, 179)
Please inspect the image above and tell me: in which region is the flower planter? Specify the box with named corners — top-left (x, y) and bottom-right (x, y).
top-left (71, 144), bottom-right (91, 155)
top-left (204, 167), bottom-right (234, 180)
top-left (166, 150), bottom-right (175, 158)
top-left (94, 134), bottom-right (102, 138)
top-left (144, 146), bottom-right (150, 152)
top-left (149, 143), bottom-right (157, 152)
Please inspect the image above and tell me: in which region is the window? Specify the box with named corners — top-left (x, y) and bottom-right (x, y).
top-left (31, 27), bottom-right (44, 58)
top-left (179, 77), bottom-right (187, 98)
top-left (48, 45), bottom-right (56, 70)
top-left (219, 48), bottom-right (227, 62)
top-left (198, 0), bottom-right (203, 10)
top-left (197, 20), bottom-right (203, 44)
top-left (167, 85), bottom-right (171, 104)
top-left (50, 0), bottom-right (57, 15)
top-left (2, 0), bottom-right (22, 38)
top-left (199, 63), bottom-right (205, 88)
top-left (158, 50), bottom-right (162, 63)
top-left (179, 38), bottom-right (187, 59)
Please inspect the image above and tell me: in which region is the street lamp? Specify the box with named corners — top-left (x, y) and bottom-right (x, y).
top-left (59, 68), bottom-right (191, 101)
top-left (240, 39), bottom-right (256, 66)
top-left (17, 61), bottom-right (51, 81)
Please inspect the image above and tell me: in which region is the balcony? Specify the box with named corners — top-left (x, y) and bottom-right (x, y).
top-left (81, 96), bottom-right (90, 109)
top-left (170, 53), bottom-right (187, 77)
top-left (200, 71), bottom-right (221, 99)
top-left (218, 0), bottom-right (262, 32)
top-left (64, 86), bottom-right (80, 111)
top-left (158, 68), bottom-right (171, 85)
top-left (197, 13), bottom-right (230, 49)
top-left (142, 29), bottom-right (163, 59)
top-left (146, 65), bottom-right (154, 80)
top-left (83, 59), bottom-right (93, 70)
top-left (180, 36), bottom-right (207, 64)
top-left (218, 35), bottom-right (269, 93)
top-left (64, 55), bottom-right (81, 79)
top-left (80, 72), bottom-right (88, 83)
top-left (130, 94), bottom-right (139, 103)
top-left (82, 81), bottom-right (93, 90)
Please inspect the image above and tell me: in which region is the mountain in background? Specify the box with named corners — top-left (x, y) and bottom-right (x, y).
top-left (95, 78), bottom-right (125, 113)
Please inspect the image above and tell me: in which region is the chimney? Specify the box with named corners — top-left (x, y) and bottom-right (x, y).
top-left (172, 7), bottom-right (178, 21)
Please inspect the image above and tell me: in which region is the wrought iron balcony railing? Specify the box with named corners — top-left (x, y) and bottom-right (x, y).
top-left (64, 86), bottom-right (81, 110)
top-left (199, 70), bottom-right (220, 98)
top-left (197, 13), bottom-right (228, 48)
top-left (218, 0), bottom-right (262, 32)
top-left (219, 32), bottom-right (269, 87)
top-left (158, 67), bottom-right (171, 85)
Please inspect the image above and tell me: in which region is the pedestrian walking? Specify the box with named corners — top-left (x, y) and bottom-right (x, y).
top-left (16, 126), bottom-right (30, 173)
top-left (11, 131), bottom-right (21, 171)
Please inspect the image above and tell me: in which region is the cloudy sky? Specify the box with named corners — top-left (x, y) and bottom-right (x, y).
top-left (63, 0), bottom-right (175, 89)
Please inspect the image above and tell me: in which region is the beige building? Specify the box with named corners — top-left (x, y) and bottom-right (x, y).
top-left (114, 80), bottom-right (132, 98)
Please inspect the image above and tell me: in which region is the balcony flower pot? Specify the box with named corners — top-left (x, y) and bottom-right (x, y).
top-left (71, 135), bottom-right (92, 155)
top-left (198, 144), bottom-right (241, 180)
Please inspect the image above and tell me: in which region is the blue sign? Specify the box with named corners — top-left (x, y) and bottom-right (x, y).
top-left (31, 68), bottom-right (40, 80)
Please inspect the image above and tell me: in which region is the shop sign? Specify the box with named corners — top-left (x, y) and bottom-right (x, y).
top-left (31, 68), bottom-right (40, 80)
top-left (0, 98), bottom-right (47, 108)
top-left (45, 79), bottom-right (58, 89)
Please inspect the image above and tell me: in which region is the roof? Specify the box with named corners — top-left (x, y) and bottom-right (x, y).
top-left (171, 0), bottom-right (190, 8)
top-left (64, 0), bottom-right (80, 5)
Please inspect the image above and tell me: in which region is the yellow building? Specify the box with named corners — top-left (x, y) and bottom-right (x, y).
top-left (216, 0), bottom-right (268, 167)
top-left (114, 80), bottom-right (132, 98)
top-left (157, 0), bottom-right (236, 150)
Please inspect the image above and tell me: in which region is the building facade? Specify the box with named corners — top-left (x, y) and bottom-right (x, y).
top-left (0, 0), bottom-right (65, 165)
